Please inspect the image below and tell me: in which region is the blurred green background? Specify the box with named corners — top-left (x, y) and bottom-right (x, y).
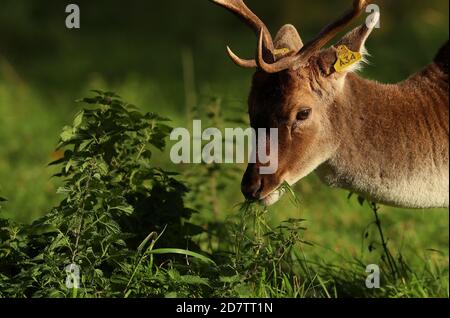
top-left (0, 0), bottom-right (448, 266)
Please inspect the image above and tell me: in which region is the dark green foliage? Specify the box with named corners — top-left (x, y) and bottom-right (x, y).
top-left (0, 91), bottom-right (207, 297)
top-left (211, 201), bottom-right (310, 297)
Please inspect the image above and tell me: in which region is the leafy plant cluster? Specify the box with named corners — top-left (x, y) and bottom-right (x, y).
top-left (216, 200), bottom-right (310, 297)
top-left (0, 91), bottom-right (306, 298)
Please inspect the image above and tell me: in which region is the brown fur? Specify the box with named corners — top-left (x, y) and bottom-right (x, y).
top-left (242, 40), bottom-right (449, 208)
top-left (318, 59), bottom-right (449, 208)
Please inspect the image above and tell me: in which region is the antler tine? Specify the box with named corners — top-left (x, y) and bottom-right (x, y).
top-left (211, 0), bottom-right (274, 63)
top-left (255, 0), bottom-right (368, 73)
top-left (227, 46), bottom-right (257, 68)
top-left (298, 0), bottom-right (367, 60)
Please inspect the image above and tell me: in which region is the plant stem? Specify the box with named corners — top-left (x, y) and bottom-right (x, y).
top-left (71, 170), bottom-right (93, 263)
top-left (370, 202), bottom-right (398, 278)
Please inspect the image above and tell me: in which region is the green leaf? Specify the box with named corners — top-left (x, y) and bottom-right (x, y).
top-left (179, 275), bottom-right (210, 286)
top-left (110, 205), bottom-right (134, 215)
top-left (56, 186), bottom-right (71, 194)
top-left (80, 96), bottom-right (102, 105)
top-left (90, 89), bottom-right (105, 95)
top-left (97, 161), bottom-right (109, 175)
top-left (73, 110), bottom-right (84, 128)
top-left (149, 248), bottom-right (215, 265)
top-left (65, 159), bottom-right (75, 174)
top-left (60, 126), bottom-right (74, 142)
top-left (220, 275), bottom-right (241, 284)
top-left (48, 157), bottom-right (67, 167)
top-left (104, 91), bottom-right (120, 98)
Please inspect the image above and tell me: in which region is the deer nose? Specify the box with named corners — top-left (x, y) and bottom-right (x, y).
top-left (242, 178), bottom-right (262, 200)
top-left (241, 165), bottom-right (263, 200)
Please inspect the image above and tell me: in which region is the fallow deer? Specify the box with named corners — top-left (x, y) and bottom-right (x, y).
top-left (211, 0), bottom-right (449, 208)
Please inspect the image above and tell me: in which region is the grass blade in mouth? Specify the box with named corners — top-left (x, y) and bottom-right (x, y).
top-left (278, 181), bottom-right (301, 208)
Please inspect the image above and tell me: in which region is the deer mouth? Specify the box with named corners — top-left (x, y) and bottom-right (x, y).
top-left (260, 187), bottom-right (285, 206)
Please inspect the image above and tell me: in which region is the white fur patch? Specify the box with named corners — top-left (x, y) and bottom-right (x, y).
top-left (344, 46), bottom-right (370, 74)
top-left (261, 189), bottom-right (284, 206)
top-left (260, 146), bottom-right (335, 206)
top-left (317, 160), bottom-right (450, 209)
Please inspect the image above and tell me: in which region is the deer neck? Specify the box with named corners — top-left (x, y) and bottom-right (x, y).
top-left (316, 64), bottom-right (449, 208)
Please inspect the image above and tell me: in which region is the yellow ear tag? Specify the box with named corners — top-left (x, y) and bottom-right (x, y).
top-left (274, 48), bottom-right (290, 56)
top-left (334, 45), bottom-right (362, 73)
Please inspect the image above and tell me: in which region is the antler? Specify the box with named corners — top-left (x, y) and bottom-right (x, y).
top-left (212, 0), bottom-right (368, 73)
top-left (210, 0), bottom-right (275, 65)
top-left (226, 46), bottom-right (257, 68)
top-left (257, 0), bottom-right (368, 73)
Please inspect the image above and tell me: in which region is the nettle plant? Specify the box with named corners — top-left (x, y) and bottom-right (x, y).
top-left (0, 91), bottom-right (206, 297)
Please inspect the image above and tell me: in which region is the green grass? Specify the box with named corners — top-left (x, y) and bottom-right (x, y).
top-left (224, 186), bottom-right (449, 298)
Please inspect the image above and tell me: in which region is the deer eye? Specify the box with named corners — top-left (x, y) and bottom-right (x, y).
top-left (296, 108), bottom-right (312, 121)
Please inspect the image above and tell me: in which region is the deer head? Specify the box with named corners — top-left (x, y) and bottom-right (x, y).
top-left (212, 0), bottom-right (380, 205)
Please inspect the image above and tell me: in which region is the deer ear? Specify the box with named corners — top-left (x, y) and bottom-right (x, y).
top-left (320, 12), bottom-right (380, 75)
top-left (336, 11), bottom-right (379, 55)
top-left (273, 24), bottom-right (303, 60)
